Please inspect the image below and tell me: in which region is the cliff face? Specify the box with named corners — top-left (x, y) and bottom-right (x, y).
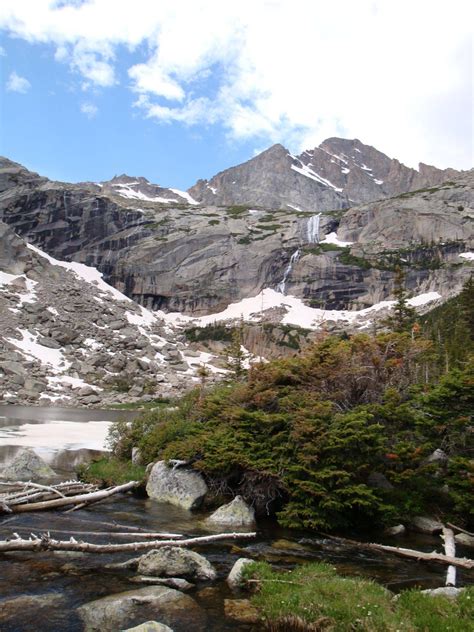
top-left (0, 153), bottom-right (472, 318)
top-left (188, 137), bottom-right (464, 209)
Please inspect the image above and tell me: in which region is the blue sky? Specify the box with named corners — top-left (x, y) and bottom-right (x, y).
top-left (0, 1), bottom-right (472, 190)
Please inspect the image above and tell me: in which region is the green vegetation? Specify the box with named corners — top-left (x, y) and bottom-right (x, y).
top-left (338, 249), bottom-right (373, 269)
top-left (109, 397), bottom-right (171, 410)
top-left (185, 322), bottom-right (235, 343)
top-left (256, 223), bottom-right (283, 231)
top-left (109, 278), bottom-right (473, 532)
top-left (244, 562), bottom-right (474, 632)
top-left (208, 219), bottom-right (220, 226)
top-left (303, 243), bottom-right (346, 255)
top-left (225, 205), bottom-right (250, 216)
top-left (78, 457), bottom-right (146, 486)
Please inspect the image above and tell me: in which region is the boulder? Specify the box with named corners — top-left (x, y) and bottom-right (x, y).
top-left (410, 516), bottom-right (443, 534)
top-left (227, 558), bottom-right (254, 589)
top-left (455, 532), bottom-right (474, 548)
top-left (132, 447), bottom-right (143, 466)
top-left (146, 461), bottom-right (208, 510)
top-left (384, 524), bottom-right (406, 536)
top-left (77, 586), bottom-right (206, 632)
top-left (421, 587), bottom-right (464, 599)
top-left (424, 449), bottom-right (448, 464)
top-left (0, 447), bottom-right (56, 481)
top-left (122, 622), bottom-right (174, 632)
top-left (0, 593), bottom-right (66, 627)
top-left (206, 496), bottom-right (255, 527)
top-left (137, 547), bottom-right (216, 581)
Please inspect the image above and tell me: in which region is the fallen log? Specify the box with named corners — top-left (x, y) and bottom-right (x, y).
top-left (442, 527), bottom-right (457, 586)
top-left (0, 481), bottom-right (139, 514)
top-left (0, 531), bottom-right (257, 554)
top-left (325, 535), bottom-right (474, 570)
top-left (6, 526), bottom-right (185, 540)
top-left (447, 523), bottom-right (474, 538)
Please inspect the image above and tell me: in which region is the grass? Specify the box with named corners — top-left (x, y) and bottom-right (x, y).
top-left (78, 457), bottom-right (146, 486)
top-left (243, 562), bottom-right (474, 632)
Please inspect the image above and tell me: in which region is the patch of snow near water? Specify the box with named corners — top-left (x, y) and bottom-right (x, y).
top-left (48, 375), bottom-right (102, 391)
top-left (6, 329), bottom-right (70, 372)
top-left (0, 271), bottom-right (21, 286)
top-left (163, 289), bottom-right (442, 331)
top-left (459, 252), bottom-right (474, 261)
top-left (320, 232), bottom-right (353, 247)
top-left (0, 420), bottom-right (112, 451)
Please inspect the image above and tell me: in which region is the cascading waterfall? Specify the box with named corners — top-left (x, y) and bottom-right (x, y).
top-left (277, 249), bottom-right (300, 294)
top-left (306, 213), bottom-right (321, 244)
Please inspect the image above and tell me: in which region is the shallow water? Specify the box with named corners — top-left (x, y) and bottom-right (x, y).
top-left (0, 405), bottom-right (472, 631)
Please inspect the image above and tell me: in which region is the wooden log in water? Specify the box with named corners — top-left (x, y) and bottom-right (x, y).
top-left (0, 531), bottom-right (257, 554)
top-left (442, 527), bottom-right (457, 586)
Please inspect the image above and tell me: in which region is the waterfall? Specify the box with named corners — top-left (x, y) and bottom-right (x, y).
top-left (277, 249), bottom-right (300, 295)
top-left (306, 213), bottom-right (321, 244)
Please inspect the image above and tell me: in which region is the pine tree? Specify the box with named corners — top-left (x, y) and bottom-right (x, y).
top-left (386, 265), bottom-right (417, 333)
top-left (225, 321), bottom-right (246, 379)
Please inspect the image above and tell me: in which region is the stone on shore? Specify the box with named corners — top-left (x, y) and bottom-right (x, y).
top-left (146, 461), bottom-right (208, 510)
top-left (227, 558), bottom-right (254, 589)
top-left (122, 622), bottom-right (174, 632)
top-left (0, 447), bottom-right (56, 481)
top-left (137, 546), bottom-right (217, 581)
top-left (77, 586), bottom-right (206, 632)
top-left (207, 496), bottom-right (255, 527)
top-left (410, 516), bottom-right (443, 534)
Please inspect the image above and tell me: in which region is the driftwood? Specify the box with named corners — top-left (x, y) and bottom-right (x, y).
top-left (0, 481), bottom-right (139, 514)
top-left (447, 522), bottom-right (474, 538)
top-left (0, 531), bottom-right (257, 554)
top-left (442, 527), bottom-right (457, 586)
top-left (327, 535), bottom-right (474, 570)
top-left (8, 526), bottom-right (184, 540)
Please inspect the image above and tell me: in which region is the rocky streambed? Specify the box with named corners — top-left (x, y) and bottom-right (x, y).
top-left (0, 406), bottom-right (473, 631)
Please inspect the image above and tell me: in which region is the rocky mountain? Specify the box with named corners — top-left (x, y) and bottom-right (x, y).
top-left (97, 174), bottom-right (198, 206)
top-left (0, 221), bottom-right (228, 407)
top-left (189, 138), bottom-right (463, 209)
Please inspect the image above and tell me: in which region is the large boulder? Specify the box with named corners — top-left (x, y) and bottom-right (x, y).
top-left (410, 516), bottom-right (443, 534)
top-left (227, 558), bottom-right (254, 589)
top-left (146, 461), bottom-right (208, 510)
top-left (77, 586), bottom-right (206, 632)
top-left (0, 447), bottom-right (56, 481)
top-left (455, 532), bottom-right (474, 548)
top-left (122, 623), bottom-right (174, 632)
top-left (206, 496), bottom-right (255, 527)
top-left (137, 547), bottom-right (216, 581)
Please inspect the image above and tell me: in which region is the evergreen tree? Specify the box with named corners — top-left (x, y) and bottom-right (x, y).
top-left (386, 265), bottom-right (417, 332)
top-left (225, 321), bottom-right (246, 378)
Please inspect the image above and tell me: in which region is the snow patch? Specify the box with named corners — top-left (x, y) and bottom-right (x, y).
top-left (27, 243), bottom-right (131, 303)
top-left (459, 252), bottom-right (474, 261)
top-left (170, 188), bottom-right (200, 205)
top-left (320, 232), bottom-right (353, 247)
top-left (0, 271), bottom-right (21, 286)
top-left (7, 328), bottom-right (70, 372)
top-left (291, 163), bottom-right (343, 192)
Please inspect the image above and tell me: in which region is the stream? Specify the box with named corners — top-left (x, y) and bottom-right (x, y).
top-left (0, 405), bottom-right (472, 631)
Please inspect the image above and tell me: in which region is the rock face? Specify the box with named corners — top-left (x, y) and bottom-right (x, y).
top-left (0, 447), bottom-right (56, 481)
top-left (188, 137), bottom-right (463, 208)
top-left (77, 586), bottom-right (206, 632)
top-left (1, 152), bottom-right (471, 318)
top-left (146, 461), bottom-right (208, 510)
top-left (137, 547), bottom-right (217, 580)
top-left (207, 496), bottom-right (255, 526)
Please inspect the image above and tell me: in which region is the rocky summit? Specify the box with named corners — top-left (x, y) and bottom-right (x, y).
top-left (0, 140), bottom-right (472, 406)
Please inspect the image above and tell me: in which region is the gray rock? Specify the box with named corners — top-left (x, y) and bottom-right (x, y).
top-left (410, 516), bottom-right (443, 534)
top-left (0, 447), bottom-right (56, 481)
top-left (424, 448), bottom-right (448, 464)
top-left (227, 558), bottom-right (254, 589)
top-left (77, 586), bottom-right (206, 632)
top-left (207, 496), bottom-right (255, 527)
top-left (122, 623), bottom-right (174, 632)
top-left (420, 587), bottom-right (464, 599)
top-left (146, 461), bottom-right (208, 510)
top-left (131, 576), bottom-right (194, 591)
top-left (367, 472), bottom-right (394, 490)
top-left (0, 593), bottom-right (66, 627)
top-left (454, 532), bottom-right (474, 548)
top-left (132, 447), bottom-right (143, 466)
top-left (384, 524), bottom-right (406, 536)
top-left (137, 546), bottom-right (216, 581)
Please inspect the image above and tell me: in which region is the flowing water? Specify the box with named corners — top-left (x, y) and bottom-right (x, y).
top-left (0, 406), bottom-right (472, 632)
top-left (306, 213), bottom-right (321, 244)
top-left (276, 249), bottom-right (300, 295)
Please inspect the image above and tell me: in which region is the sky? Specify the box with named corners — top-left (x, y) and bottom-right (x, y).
top-left (0, 0), bottom-right (472, 190)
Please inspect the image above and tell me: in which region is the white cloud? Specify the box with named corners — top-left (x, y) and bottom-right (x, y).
top-left (0, 45), bottom-right (6, 56)
top-left (0, 0), bottom-right (472, 169)
top-left (6, 71), bottom-right (31, 93)
top-left (80, 101), bottom-right (98, 118)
